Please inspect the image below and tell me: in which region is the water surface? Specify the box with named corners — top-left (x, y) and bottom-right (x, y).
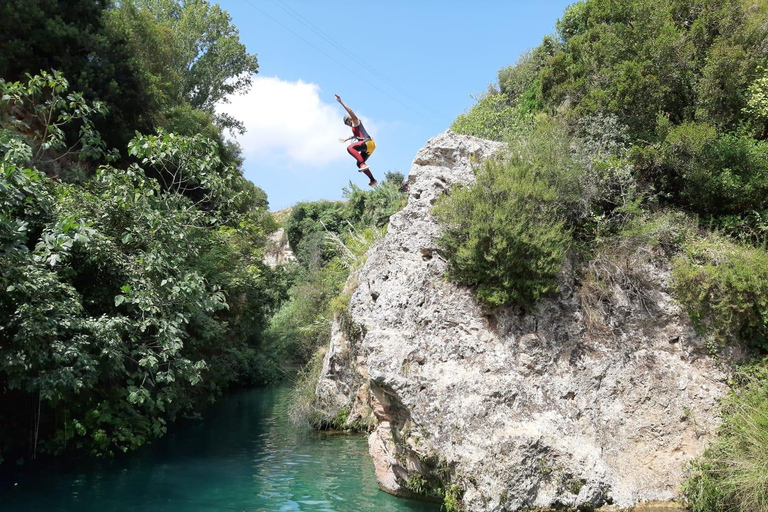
top-left (0, 385), bottom-right (438, 512)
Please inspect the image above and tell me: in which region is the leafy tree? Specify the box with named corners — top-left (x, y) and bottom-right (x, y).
top-left (0, 74), bottom-right (279, 462)
top-left (1, 71), bottom-right (115, 177)
top-left (112, 0), bottom-right (259, 132)
top-left (104, 0), bottom-right (183, 113)
top-left (1, 0), bottom-right (257, 155)
top-left (0, 0), bottom-right (158, 152)
top-left (0, 0), bottom-right (109, 82)
top-left (285, 201), bottom-right (346, 269)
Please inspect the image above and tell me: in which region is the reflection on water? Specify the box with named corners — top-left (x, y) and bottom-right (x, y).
top-left (0, 385), bottom-right (437, 512)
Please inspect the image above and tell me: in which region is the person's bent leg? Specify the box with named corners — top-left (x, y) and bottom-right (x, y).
top-left (360, 152), bottom-right (376, 184)
top-left (346, 141), bottom-right (366, 167)
top-left (360, 167), bottom-right (375, 181)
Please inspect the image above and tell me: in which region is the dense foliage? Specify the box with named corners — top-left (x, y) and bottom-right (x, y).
top-left (106, 0), bottom-right (258, 134)
top-left (447, 0), bottom-right (768, 509)
top-left (0, 0), bottom-right (285, 465)
top-left (0, 0), bottom-right (257, 154)
top-left (448, 0), bottom-right (768, 308)
top-left (0, 0), bottom-right (405, 465)
top-left (265, 175), bottom-right (407, 429)
top-left (0, 0), bottom-right (154, 149)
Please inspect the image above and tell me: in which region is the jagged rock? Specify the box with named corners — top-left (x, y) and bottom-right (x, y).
top-left (316, 130), bottom-right (732, 511)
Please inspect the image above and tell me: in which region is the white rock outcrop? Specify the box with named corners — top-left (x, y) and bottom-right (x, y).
top-left (316, 131), bottom-right (730, 511)
top-left (263, 227), bottom-right (295, 267)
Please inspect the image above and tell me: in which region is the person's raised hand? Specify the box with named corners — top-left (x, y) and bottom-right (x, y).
top-left (335, 94), bottom-right (342, 103)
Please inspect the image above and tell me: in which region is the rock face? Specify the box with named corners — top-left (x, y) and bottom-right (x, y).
top-left (263, 227), bottom-right (295, 267)
top-left (316, 131), bottom-right (731, 511)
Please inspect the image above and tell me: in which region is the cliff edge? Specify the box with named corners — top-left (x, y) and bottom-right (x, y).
top-left (316, 130), bottom-right (730, 511)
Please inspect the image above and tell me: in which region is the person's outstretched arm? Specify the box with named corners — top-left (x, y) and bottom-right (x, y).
top-left (335, 94), bottom-right (360, 126)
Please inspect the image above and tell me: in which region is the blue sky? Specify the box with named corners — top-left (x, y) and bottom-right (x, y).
top-left (215, 1), bottom-right (575, 211)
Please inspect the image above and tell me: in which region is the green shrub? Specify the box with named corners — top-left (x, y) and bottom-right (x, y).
top-left (342, 173), bottom-right (407, 228)
top-left (434, 158), bottom-right (570, 310)
top-left (287, 347), bottom-right (328, 428)
top-left (443, 484), bottom-right (464, 512)
top-left (285, 200), bottom-right (346, 268)
top-left (451, 92), bottom-right (519, 141)
top-left (672, 234), bottom-right (768, 353)
top-left (0, 73), bottom-right (282, 461)
top-left (635, 120), bottom-right (768, 243)
top-left (683, 363), bottom-right (768, 512)
top-left (434, 120), bottom-right (587, 310)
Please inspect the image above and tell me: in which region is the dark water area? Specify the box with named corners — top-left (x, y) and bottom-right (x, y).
top-left (0, 385), bottom-right (439, 512)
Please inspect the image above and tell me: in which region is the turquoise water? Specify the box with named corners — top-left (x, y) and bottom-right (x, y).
top-left (0, 385), bottom-right (439, 512)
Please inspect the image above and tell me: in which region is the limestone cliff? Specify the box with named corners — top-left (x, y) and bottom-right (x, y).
top-left (316, 131), bottom-right (731, 511)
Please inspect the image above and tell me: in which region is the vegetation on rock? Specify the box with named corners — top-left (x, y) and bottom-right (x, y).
top-left (445, 0), bottom-right (768, 509)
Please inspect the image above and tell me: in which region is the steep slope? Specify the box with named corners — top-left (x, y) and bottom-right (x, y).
top-left (316, 131), bottom-right (731, 511)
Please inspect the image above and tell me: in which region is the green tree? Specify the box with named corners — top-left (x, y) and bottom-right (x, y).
top-left (0, 71), bottom-right (115, 177)
top-left (1, 74), bottom-right (279, 462)
top-left (0, 0), bottom-right (159, 151)
top-left (286, 201), bottom-right (347, 269)
top-left (112, 0), bottom-right (259, 132)
top-left (0, 0), bottom-right (110, 82)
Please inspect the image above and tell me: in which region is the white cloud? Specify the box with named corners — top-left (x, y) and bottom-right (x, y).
top-left (217, 76), bottom-right (356, 168)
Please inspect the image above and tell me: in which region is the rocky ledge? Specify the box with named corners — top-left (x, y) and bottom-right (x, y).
top-left (315, 130), bottom-right (731, 511)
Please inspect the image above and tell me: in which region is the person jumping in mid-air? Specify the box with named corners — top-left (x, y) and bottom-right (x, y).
top-left (336, 94), bottom-right (377, 186)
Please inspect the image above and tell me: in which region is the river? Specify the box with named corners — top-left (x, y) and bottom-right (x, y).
top-left (0, 385), bottom-right (439, 512)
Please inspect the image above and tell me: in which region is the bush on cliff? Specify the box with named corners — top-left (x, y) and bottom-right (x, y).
top-left (672, 234), bottom-right (768, 353)
top-left (684, 363), bottom-right (768, 512)
top-left (433, 120), bottom-right (583, 310)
